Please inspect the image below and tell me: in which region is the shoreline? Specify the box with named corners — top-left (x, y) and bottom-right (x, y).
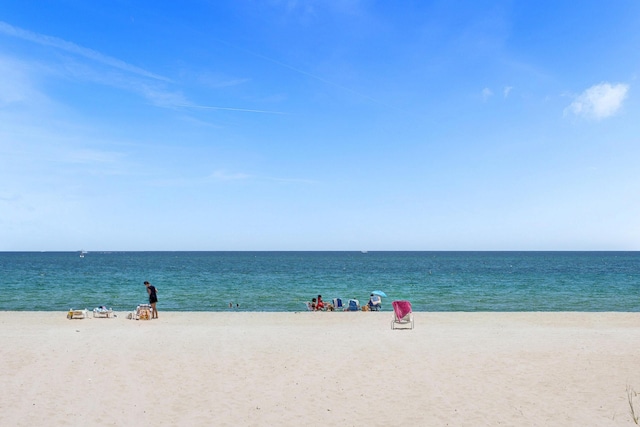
top-left (1, 312), bottom-right (639, 426)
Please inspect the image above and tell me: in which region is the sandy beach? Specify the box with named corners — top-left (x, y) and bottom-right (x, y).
top-left (1, 311), bottom-right (639, 426)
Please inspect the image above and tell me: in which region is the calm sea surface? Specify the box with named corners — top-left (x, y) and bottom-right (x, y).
top-left (0, 251), bottom-right (638, 312)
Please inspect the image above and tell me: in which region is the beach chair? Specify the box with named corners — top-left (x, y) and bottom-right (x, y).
top-left (368, 295), bottom-right (382, 311)
top-left (346, 299), bottom-right (360, 311)
top-left (93, 306), bottom-right (113, 318)
top-left (391, 300), bottom-right (414, 329)
top-left (304, 301), bottom-right (314, 311)
top-left (332, 298), bottom-right (344, 310)
top-left (131, 304), bottom-right (152, 320)
top-left (67, 309), bottom-right (89, 319)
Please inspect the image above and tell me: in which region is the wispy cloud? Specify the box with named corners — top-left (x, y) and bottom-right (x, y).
top-left (503, 86), bottom-right (513, 98)
top-left (564, 82), bottom-right (629, 120)
top-left (196, 72), bottom-right (250, 89)
top-left (0, 55), bottom-right (48, 107)
top-left (0, 21), bottom-right (170, 82)
top-left (209, 170), bottom-right (316, 184)
top-left (209, 170), bottom-right (317, 184)
top-left (263, 176), bottom-right (318, 184)
top-left (211, 37), bottom-right (401, 112)
top-left (138, 85), bottom-right (190, 108)
top-left (178, 104), bottom-right (288, 114)
top-left (210, 170), bottom-right (251, 181)
top-left (482, 87), bottom-right (493, 101)
top-left (145, 170), bottom-right (316, 189)
top-left (138, 85), bottom-right (286, 114)
top-left (140, 85), bottom-right (287, 113)
top-left (0, 22), bottom-right (287, 116)
top-left (64, 149), bottom-right (125, 165)
top-left (0, 192), bottom-right (21, 202)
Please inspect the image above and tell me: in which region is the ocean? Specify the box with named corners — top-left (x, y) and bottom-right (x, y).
top-left (0, 251), bottom-right (638, 312)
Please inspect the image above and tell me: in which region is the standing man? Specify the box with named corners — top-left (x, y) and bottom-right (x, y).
top-left (144, 281), bottom-right (158, 319)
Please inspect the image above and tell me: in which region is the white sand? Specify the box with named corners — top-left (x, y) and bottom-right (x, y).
top-left (1, 311), bottom-right (639, 426)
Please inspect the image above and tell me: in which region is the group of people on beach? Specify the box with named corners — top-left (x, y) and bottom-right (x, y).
top-left (310, 294), bottom-right (382, 311)
top-left (310, 295), bottom-right (330, 311)
top-left (141, 282), bottom-right (384, 316)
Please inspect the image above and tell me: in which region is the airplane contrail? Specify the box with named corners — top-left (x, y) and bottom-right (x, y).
top-left (0, 21), bottom-right (171, 82)
top-left (0, 21), bottom-right (288, 114)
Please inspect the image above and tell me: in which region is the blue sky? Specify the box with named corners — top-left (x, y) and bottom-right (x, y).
top-left (1, 1), bottom-right (638, 251)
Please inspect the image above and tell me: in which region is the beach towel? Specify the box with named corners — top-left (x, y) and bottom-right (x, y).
top-left (393, 300), bottom-right (412, 320)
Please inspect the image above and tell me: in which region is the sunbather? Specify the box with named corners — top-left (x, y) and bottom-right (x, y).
top-left (368, 294), bottom-right (382, 311)
top-left (345, 299), bottom-right (360, 311)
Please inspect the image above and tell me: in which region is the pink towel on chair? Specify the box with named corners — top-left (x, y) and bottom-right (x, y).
top-left (393, 300), bottom-right (412, 320)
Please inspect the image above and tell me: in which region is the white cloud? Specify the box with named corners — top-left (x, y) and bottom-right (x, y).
top-left (503, 86), bottom-right (513, 98)
top-left (482, 87), bottom-right (493, 101)
top-left (564, 82), bottom-right (629, 120)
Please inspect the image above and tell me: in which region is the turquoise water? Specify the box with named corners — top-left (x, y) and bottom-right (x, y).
top-left (0, 251), bottom-right (638, 312)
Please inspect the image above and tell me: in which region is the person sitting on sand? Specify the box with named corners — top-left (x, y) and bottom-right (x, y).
top-left (316, 295), bottom-right (325, 311)
top-left (368, 294), bottom-right (382, 311)
top-left (311, 298), bottom-right (317, 310)
top-left (344, 298), bottom-right (360, 311)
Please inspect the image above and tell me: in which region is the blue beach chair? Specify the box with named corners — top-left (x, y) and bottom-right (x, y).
top-left (346, 299), bottom-right (360, 311)
top-left (368, 295), bottom-right (382, 311)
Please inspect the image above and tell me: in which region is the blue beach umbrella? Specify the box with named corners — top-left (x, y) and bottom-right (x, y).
top-left (371, 290), bottom-right (387, 297)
